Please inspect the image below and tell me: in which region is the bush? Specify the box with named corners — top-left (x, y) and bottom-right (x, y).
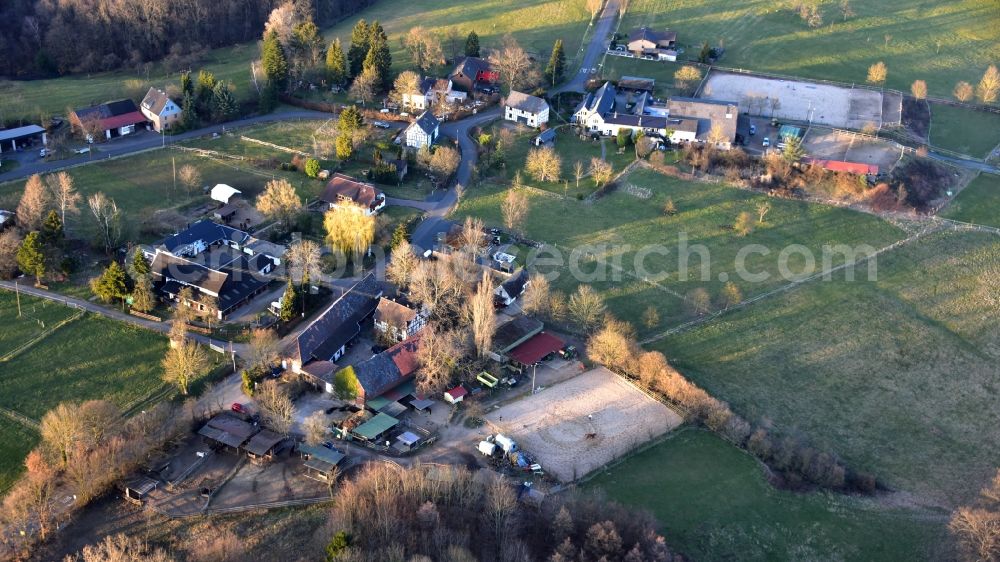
top-left (304, 158), bottom-right (321, 178)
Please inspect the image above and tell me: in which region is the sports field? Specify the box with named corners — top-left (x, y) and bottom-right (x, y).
top-left (1, 0), bottom-right (593, 120)
top-left (587, 430), bottom-right (947, 561)
top-left (941, 173), bottom-right (1000, 227)
top-left (654, 229), bottom-right (1000, 507)
top-left (0, 291), bottom-right (172, 488)
top-left (457, 166), bottom-right (905, 335)
top-left (618, 0), bottom-right (1000, 99)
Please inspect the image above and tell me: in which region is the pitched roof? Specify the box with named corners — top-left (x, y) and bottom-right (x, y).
top-left (74, 99), bottom-right (146, 130)
top-left (452, 56), bottom-right (491, 78)
top-left (668, 97), bottom-right (739, 144)
top-left (199, 414), bottom-right (258, 448)
top-left (292, 273), bottom-right (382, 364)
top-left (245, 429), bottom-right (284, 455)
top-left (352, 333), bottom-right (422, 398)
top-left (353, 412), bottom-right (400, 440)
top-left (300, 360), bottom-right (339, 384)
top-left (141, 87), bottom-right (175, 115)
top-left (151, 251), bottom-right (228, 296)
top-left (162, 219), bottom-right (250, 256)
top-left (535, 129), bottom-right (556, 143)
top-left (602, 113), bottom-right (670, 129)
top-left (576, 82), bottom-right (616, 116)
top-left (628, 27), bottom-right (677, 44)
top-left (508, 331), bottom-right (565, 365)
top-left (505, 91), bottom-right (549, 114)
top-left (494, 316), bottom-right (544, 353)
top-left (409, 112), bottom-right (439, 135)
top-left (432, 78), bottom-right (451, 91)
top-left (418, 76), bottom-right (436, 94)
top-left (321, 173), bottom-right (384, 209)
top-left (210, 184), bottom-right (241, 203)
top-left (500, 269), bottom-right (529, 298)
top-left (374, 298), bottom-right (417, 328)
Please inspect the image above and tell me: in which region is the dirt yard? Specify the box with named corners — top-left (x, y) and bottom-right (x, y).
top-left (803, 128), bottom-right (903, 171)
top-left (701, 71), bottom-right (896, 130)
top-left (486, 368), bottom-right (683, 482)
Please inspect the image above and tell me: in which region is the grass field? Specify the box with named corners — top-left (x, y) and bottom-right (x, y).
top-left (1, 0), bottom-right (594, 120)
top-left (457, 166), bottom-right (905, 334)
top-left (654, 229), bottom-right (1000, 507)
top-left (928, 103), bottom-right (1000, 158)
top-left (618, 0), bottom-right (1000, 99)
top-left (0, 291), bottom-right (78, 358)
top-left (941, 173), bottom-right (1000, 227)
top-left (0, 417), bottom-right (39, 493)
top-left (587, 430), bottom-right (947, 561)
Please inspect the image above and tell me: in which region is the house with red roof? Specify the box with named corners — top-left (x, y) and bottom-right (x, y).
top-left (320, 173), bottom-right (386, 216)
top-left (69, 99), bottom-right (148, 142)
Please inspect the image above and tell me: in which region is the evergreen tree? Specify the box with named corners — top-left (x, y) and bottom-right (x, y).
top-left (212, 81), bottom-right (238, 122)
top-left (180, 93), bottom-right (198, 130)
top-left (389, 222), bottom-right (408, 250)
top-left (90, 261), bottom-right (130, 305)
top-left (545, 39), bottom-right (566, 86)
top-left (338, 105), bottom-right (364, 135)
top-left (41, 210), bottom-right (63, 245)
top-left (180, 71), bottom-right (194, 97)
top-left (131, 248), bottom-right (151, 278)
top-left (325, 38), bottom-right (348, 86)
top-left (279, 278), bottom-right (298, 322)
top-left (261, 30), bottom-right (289, 92)
top-left (196, 70), bottom-right (217, 104)
top-left (698, 41), bottom-right (712, 64)
top-left (363, 22), bottom-right (392, 91)
top-left (347, 19), bottom-right (370, 78)
top-left (130, 274), bottom-right (155, 313)
top-left (465, 31), bottom-right (481, 57)
top-left (17, 231), bottom-right (47, 286)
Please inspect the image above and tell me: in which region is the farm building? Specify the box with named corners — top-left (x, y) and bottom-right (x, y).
top-left (493, 316), bottom-right (544, 357)
top-left (149, 250), bottom-right (272, 320)
top-left (320, 173), bottom-right (386, 215)
top-left (449, 56), bottom-right (498, 92)
top-left (507, 332), bottom-right (565, 372)
top-left (336, 333), bottom-right (422, 407)
top-left (404, 112), bottom-right (440, 149)
top-left (504, 91), bottom-right (549, 128)
top-left (197, 413), bottom-right (259, 451)
top-left (157, 219), bottom-right (284, 268)
top-left (494, 269), bottom-right (530, 307)
top-left (667, 97), bottom-right (739, 149)
top-left (245, 429), bottom-right (285, 464)
top-left (299, 443), bottom-right (346, 481)
top-left (534, 129), bottom-right (556, 146)
top-left (626, 27), bottom-right (677, 60)
top-left (573, 82), bottom-right (617, 129)
top-left (210, 184), bottom-right (241, 204)
top-left (444, 385), bottom-right (468, 404)
top-left (140, 87), bottom-right (182, 132)
top-left (353, 412), bottom-right (400, 442)
top-left (373, 298), bottom-right (427, 343)
top-left (0, 125), bottom-right (47, 153)
top-left (70, 99), bottom-right (147, 141)
top-left (287, 273), bottom-right (383, 371)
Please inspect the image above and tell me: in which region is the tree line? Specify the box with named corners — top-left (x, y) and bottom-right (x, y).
top-left (0, 0), bottom-right (377, 78)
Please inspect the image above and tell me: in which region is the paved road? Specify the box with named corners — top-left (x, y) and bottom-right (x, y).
top-left (560, 0), bottom-right (620, 94)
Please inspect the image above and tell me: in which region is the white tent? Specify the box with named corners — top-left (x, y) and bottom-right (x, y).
top-left (210, 184), bottom-right (241, 204)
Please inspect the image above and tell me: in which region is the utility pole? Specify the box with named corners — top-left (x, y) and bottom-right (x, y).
top-left (15, 279), bottom-right (21, 318)
top-left (531, 363), bottom-right (537, 394)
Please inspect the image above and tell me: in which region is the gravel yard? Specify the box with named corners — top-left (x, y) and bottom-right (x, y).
top-left (486, 367), bottom-right (683, 482)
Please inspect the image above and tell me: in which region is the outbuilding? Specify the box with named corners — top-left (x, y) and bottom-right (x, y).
top-left (0, 125), bottom-right (47, 153)
top-left (444, 385), bottom-right (468, 404)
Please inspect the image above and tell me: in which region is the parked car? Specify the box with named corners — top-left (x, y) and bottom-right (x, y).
top-left (73, 147), bottom-right (90, 154)
top-left (231, 403), bottom-right (245, 414)
top-left (559, 345), bottom-right (578, 360)
top-left (749, 124), bottom-right (756, 136)
top-left (379, 108), bottom-right (390, 114)
top-left (39, 148), bottom-right (50, 157)
top-left (372, 120), bottom-right (391, 129)
top-left (762, 137), bottom-right (770, 148)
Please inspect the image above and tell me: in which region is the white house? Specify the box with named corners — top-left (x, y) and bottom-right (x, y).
top-left (402, 77), bottom-right (436, 111)
top-left (140, 88), bottom-right (182, 132)
top-left (403, 78), bottom-right (467, 111)
top-left (373, 298), bottom-right (428, 343)
top-left (404, 112), bottom-right (440, 149)
top-left (572, 82), bottom-right (616, 131)
top-left (494, 269), bottom-right (530, 307)
top-left (504, 91), bottom-right (549, 128)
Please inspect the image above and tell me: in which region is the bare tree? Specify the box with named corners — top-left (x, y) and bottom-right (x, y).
top-left (349, 67), bottom-right (379, 104)
top-left (415, 326), bottom-right (465, 395)
top-left (387, 239), bottom-right (419, 289)
top-left (409, 259), bottom-right (466, 318)
top-left (642, 305), bottom-right (660, 329)
top-left (162, 321), bottom-right (210, 395)
top-left (755, 200), bottom-right (772, 224)
top-left (303, 410), bottom-right (330, 446)
top-left (686, 287), bottom-right (712, 316)
top-left (247, 328), bottom-right (280, 374)
top-left (287, 239), bottom-right (322, 288)
top-left (40, 402), bottom-right (86, 467)
top-left (954, 81), bottom-right (975, 102)
top-left (459, 216), bottom-right (486, 257)
top-left (3, 451), bottom-right (56, 541)
top-left (588, 157), bottom-right (613, 187)
top-left (391, 70), bottom-right (422, 104)
top-left (949, 507), bottom-right (1000, 562)
top-left (720, 281), bottom-right (742, 309)
top-left (178, 164), bottom-right (202, 195)
top-left (429, 145), bottom-right (461, 178)
top-left (64, 533), bottom-right (174, 562)
top-left (17, 174), bottom-right (51, 231)
top-left (255, 379), bottom-right (295, 435)
top-left (587, 0), bottom-right (603, 19)
top-left (526, 145), bottom-right (562, 182)
top-left (0, 230), bottom-right (22, 279)
top-left (501, 188), bottom-right (529, 235)
top-left (867, 61), bottom-right (887, 86)
top-left (466, 270), bottom-right (495, 357)
top-left (521, 272), bottom-right (551, 316)
top-left (977, 64), bottom-right (1000, 104)
top-left (568, 284), bottom-right (606, 332)
top-left (673, 65), bottom-right (702, 95)
top-left (256, 178), bottom-right (302, 228)
top-left (87, 192), bottom-right (125, 254)
top-left (734, 211), bottom-right (754, 236)
top-left (489, 35), bottom-right (538, 91)
top-left (403, 27), bottom-right (444, 72)
top-left (573, 160), bottom-right (585, 189)
top-left (839, 0), bottom-right (855, 21)
top-left (46, 171), bottom-right (81, 227)
top-left (910, 79), bottom-right (928, 100)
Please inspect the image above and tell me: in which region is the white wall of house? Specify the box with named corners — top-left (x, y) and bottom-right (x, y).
top-left (405, 125), bottom-right (436, 148)
top-left (505, 105), bottom-right (549, 128)
top-left (402, 92), bottom-right (430, 110)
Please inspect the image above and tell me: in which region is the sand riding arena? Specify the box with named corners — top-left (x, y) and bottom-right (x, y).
top-left (486, 367), bottom-right (683, 482)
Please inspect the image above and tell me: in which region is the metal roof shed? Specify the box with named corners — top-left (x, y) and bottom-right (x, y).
top-left (353, 412), bottom-right (400, 441)
top-left (509, 332), bottom-right (565, 365)
top-left (300, 443), bottom-right (346, 480)
top-left (211, 184), bottom-right (242, 204)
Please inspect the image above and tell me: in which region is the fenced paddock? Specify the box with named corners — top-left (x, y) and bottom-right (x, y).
top-left (701, 71), bottom-right (898, 130)
top-left (486, 367), bottom-right (683, 482)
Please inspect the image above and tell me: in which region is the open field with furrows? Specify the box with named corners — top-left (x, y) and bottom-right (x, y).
top-left (941, 173), bottom-right (1000, 227)
top-left (0, 291), bottom-right (174, 488)
top-left (0, 0), bottom-right (594, 120)
top-left (928, 103), bottom-right (1000, 158)
top-left (655, 229), bottom-right (1000, 507)
top-left (619, 0), bottom-right (1000, 99)
top-left (587, 430), bottom-right (948, 561)
top-left (456, 166), bottom-right (905, 335)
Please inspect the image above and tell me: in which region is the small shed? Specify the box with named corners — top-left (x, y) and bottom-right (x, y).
top-left (444, 385), bottom-right (468, 404)
top-left (123, 476), bottom-right (159, 505)
top-left (393, 431), bottom-right (421, 452)
top-left (198, 413), bottom-right (258, 450)
top-left (352, 412), bottom-right (400, 442)
top-left (210, 184), bottom-right (242, 204)
top-left (300, 443), bottom-right (346, 481)
top-left (213, 203), bottom-right (239, 222)
top-left (245, 429), bottom-right (285, 464)
top-left (534, 128), bottom-right (556, 147)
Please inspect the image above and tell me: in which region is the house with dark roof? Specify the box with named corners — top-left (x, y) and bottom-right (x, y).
top-left (449, 57), bottom-right (498, 92)
top-left (320, 173), bottom-right (386, 215)
top-left (404, 112), bottom-right (440, 149)
top-left (373, 298), bottom-right (427, 343)
top-left (286, 273), bottom-right (383, 372)
top-left (70, 99), bottom-right (148, 141)
top-left (494, 269), bottom-right (530, 307)
top-left (626, 27), bottom-right (678, 60)
top-left (157, 219), bottom-right (284, 269)
top-left (493, 316), bottom-right (544, 356)
top-left (403, 77), bottom-right (437, 111)
top-left (344, 333), bottom-right (422, 405)
top-left (618, 76), bottom-right (655, 93)
top-left (573, 82), bottom-right (616, 130)
top-left (504, 91), bottom-right (550, 128)
top-left (150, 250), bottom-right (271, 320)
top-left (140, 87), bottom-right (182, 132)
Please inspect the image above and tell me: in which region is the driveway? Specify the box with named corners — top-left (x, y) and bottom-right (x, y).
top-left (559, 0), bottom-right (621, 94)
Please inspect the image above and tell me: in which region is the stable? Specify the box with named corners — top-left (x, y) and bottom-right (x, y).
top-left (245, 429), bottom-right (285, 464)
top-left (507, 331), bottom-right (565, 372)
top-left (352, 412), bottom-right (400, 443)
top-left (299, 443), bottom-right (346, 481)
top-left (0, 125), bottom-right (47, 153)
top-left (197, 413), bottom-right (259, 451)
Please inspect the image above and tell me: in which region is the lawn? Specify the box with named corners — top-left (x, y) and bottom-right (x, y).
top-left (599, 57), bottom-right (687, 98)
top-left (0, 418), bottom-right (39, 493)
top-left (0, 291), bottom-right (77, 358)
top-left (654, 229), bottom-right (1000, 507)
top-left (587, 430), bottom-right (948, 561)
top-left (941, 173), bottom-right (1000, 227)
top-left (618, 0), bottom-right (1000, 99)
top-left (928, 103), bottom-right (1000, 158)
top-left (1, 0), bottom-right (595, 120)
top-left (485, 121), bottom-right (636, 199)
top-left (457, 166), bottom-right (905, 334)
